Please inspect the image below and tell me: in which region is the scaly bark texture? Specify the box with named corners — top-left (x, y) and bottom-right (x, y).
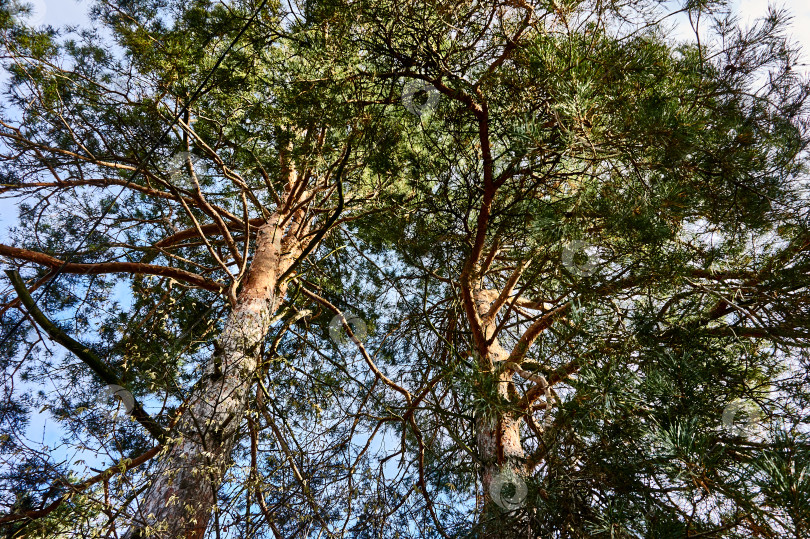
top-left (472, 289), bottom-right (527, 522)
top-left (126, 180), bottom-right (309, 538)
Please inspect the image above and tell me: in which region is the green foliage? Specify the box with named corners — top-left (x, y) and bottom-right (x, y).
top-left (0, 0), bottom-right (808, 537)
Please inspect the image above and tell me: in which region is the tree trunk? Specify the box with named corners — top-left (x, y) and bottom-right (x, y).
top-left (477, 407), bottom-right (527, 500)
top-left (477, 382), bottom-right (528, 537)
top-left (472, 289), bottom-right (529, 538)
top-left (125, 210), bottom-right (302, 538)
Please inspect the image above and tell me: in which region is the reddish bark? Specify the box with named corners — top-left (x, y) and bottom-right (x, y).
top-left (125, 176), bottom-right (310, 537)
top-left (0, 243), bottom-right (222, 293)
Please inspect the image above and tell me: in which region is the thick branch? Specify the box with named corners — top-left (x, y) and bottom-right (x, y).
top-left (155, 218), bottom-right (266, 248)
top-left (278, 141), bottom-right (351, 284)
top-left (517, 358), bottom-right (582, 410)
top-left (486, 259), bottom-right (529, 320)
top-left (0, 244), bottom-right (223, 293)
top-left (6, 270), bottom-right (167, 442)
top-left (506, 302), bottom-right (571, 365)
top-left (0, 445), bottom-right (161, 525)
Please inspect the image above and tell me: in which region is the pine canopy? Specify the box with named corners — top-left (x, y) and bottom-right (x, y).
top-left (0, 0), bottom-right (808, 537)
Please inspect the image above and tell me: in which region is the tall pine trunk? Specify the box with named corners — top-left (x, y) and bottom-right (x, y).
top-left (472, 289), bottom-right (529, 538)
top-left (126, 191), bottom-right (307, 538)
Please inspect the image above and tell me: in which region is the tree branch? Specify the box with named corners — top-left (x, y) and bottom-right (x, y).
top-left (0, 445), bottom-right (161, 525)
top-left (0, 244), bottom-right (223, 293)
top-left (6, 270), bottom-right (167, 442)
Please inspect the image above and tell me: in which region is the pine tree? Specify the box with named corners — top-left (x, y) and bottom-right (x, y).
top-left (0, 0), bottom-right (378, 535)
top-left (340, 0), bottom-right (810, 536)
top-left (0, 0), bottom-right (808, 537)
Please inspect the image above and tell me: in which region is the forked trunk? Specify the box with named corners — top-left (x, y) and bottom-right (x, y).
top-left (126, 213), bottom-right (301, 538)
